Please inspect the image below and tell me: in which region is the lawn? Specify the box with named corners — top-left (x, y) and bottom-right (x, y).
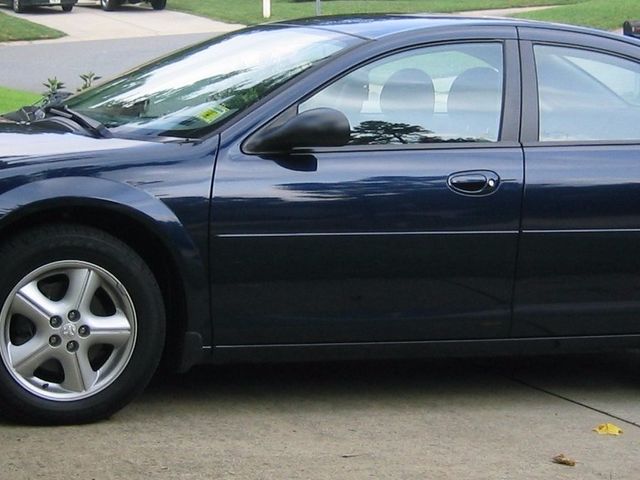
top-left (169, 0), bottom-right (576, 26)
top-left (514, 0), bottom-right (640, 30)
top-left (0, 86), bottom-right (41, 114)
top-left (0, 10), bottom-right (64, 42)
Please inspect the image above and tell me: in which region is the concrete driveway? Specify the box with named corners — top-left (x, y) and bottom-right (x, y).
top-left (1, 353), bottom-right (639, 479)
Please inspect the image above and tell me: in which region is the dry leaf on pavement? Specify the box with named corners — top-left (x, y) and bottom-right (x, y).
top-left (593, 423), bottom-right (623, 435)
top-left (552, 454), bottom-right (576, 467)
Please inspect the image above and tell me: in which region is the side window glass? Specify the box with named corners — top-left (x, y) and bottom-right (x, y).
top-left (300, 43), bottom-right (504, 145)
top-left (534, 45), bottom-right (640, 141)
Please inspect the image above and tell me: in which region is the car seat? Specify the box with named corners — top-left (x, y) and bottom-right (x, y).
top-left (447, 67), bottom-right (502, 141)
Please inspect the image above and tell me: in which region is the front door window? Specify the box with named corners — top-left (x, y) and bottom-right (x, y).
top-left (300, 43), bottom-right (504, 144)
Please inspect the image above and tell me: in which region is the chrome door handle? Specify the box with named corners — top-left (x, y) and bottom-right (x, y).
top-left (447, 170), bottom-right (500, 196)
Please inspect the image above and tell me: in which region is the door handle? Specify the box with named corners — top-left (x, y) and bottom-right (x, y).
top-left (447, 170), bottom-right (500, 196)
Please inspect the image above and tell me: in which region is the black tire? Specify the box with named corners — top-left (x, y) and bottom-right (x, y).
top-left (150, 0), bottom-right (166, 10)
top-left (0, 224), bottom-right (165, 425)
top-left (61, 3), bottom-right (73, 11)
top-left (12, 0), bottom-right (25, 13)
top-left (100, 0), bottom-right (118, 11)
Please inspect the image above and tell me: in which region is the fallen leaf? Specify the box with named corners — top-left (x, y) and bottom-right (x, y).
top-left (552, 453), bottom-right (576, 467)
top-left (593, 423), bottom-right (623, 435)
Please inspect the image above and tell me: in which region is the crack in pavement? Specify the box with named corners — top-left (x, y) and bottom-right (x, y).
top-left (471, 357), bottom-right (640, 429)
top-left (510, 375), bottom-right (640, 430)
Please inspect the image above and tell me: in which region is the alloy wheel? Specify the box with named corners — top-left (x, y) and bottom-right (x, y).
top-left (0, 260), bottom-right (137, 401)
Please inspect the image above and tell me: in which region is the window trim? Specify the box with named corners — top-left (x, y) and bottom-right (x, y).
top-left (302, 140), bottom-right (522, 154)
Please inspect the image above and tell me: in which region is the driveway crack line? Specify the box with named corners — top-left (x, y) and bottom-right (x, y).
top-left (511, 376), bottom-right (640, 430)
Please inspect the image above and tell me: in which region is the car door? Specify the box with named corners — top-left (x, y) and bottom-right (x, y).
top-left (514, 28), bottom-right (640, 336)
top-left (210, 30), bottom-right (524, 345)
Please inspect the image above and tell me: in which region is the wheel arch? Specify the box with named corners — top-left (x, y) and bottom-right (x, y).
top-left (0, 177), bottom-right (210, 372)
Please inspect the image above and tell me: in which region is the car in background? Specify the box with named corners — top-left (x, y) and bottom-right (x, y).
top-left (2, 15), bottom-right (640, 425)
top-left (100, 0), bottom-right (165, 11)
top-left (4, 0), bottom-right (76, 13)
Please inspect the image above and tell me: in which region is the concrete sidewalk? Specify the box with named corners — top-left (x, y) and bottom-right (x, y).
top-left (0, 32), bottom-right (214, 90)
top-left (2, 3), bottom-right (242, 44)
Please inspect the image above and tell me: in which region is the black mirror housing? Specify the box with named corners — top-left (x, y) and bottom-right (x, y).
top-left (245, 108), bottom-right (351, 153)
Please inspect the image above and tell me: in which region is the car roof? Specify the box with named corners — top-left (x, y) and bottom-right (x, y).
top-left (275, 14), bottom-right (640, 46)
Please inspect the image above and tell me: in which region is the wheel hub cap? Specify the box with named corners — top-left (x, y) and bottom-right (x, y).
top-left (61, 323), bottom-right (77, 339)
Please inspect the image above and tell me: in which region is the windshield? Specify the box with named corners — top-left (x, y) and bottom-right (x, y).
top-left (66, 26), bottom-right (361, 138)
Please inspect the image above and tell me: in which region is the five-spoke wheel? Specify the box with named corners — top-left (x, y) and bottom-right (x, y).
top-left (0, 225), bottom-right (165, 424)
top-left (1, 261), bottom-right (137, 401)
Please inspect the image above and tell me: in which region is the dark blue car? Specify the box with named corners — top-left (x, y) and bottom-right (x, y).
top-left (2, 14), bottom-right (640, 424)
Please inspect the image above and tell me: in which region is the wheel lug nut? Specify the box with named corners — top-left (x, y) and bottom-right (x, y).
top-left (66, 341), bottom-right (79, 352)
top-left (49, 316), bottom-right (62, 328)
top-left (49, 335), bottom-right (61, 347)
top-left (68, 310), bottom-right (81, 322)
top-left (78, 325), bottom-right (90, 337)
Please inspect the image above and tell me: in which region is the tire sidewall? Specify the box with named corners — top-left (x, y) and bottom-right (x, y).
top-left (0, 228), bottom-right (165, 423)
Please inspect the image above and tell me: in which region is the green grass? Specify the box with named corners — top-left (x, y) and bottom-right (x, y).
top-left (514, 0), bottom-right (640, 30)
top-left (0, 86), bottom-right (41, 114)
top-left (0, 10), bottom-right (64, 42)
top-left (169, 0), bottom-right (576, 26)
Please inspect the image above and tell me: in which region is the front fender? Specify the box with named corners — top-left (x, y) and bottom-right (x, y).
top-left (0, 176), bottom-right (210, 368)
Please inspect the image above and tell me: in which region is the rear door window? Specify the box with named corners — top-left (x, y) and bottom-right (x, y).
top-left (534, 45), bottom-right (640, 142)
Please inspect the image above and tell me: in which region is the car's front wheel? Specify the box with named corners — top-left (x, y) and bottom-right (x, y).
top-left (61, 3), bottom-right (73, 11)
top-left (0, 224), bottom-right (165, 424)
top-left (150, 0), bottom-right (166, 10)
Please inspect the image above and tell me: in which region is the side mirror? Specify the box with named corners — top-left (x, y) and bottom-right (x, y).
top-left (245, 107), bottom-right (350, 154)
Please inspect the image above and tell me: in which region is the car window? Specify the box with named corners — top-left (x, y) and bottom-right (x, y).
top-left (65, 26), bottom-right (361, 139)
top-left (534, 45), bottom-right (640, 142)
top-left (299, 43), bottom-right (504, 145)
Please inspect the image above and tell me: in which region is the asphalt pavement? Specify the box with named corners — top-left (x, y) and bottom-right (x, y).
top-left (3, 3), bottom-right (241, 42)
top-left (0, 32), bottom-right (215, 91)
top-left (0, 3), bottom-right (241, 91)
